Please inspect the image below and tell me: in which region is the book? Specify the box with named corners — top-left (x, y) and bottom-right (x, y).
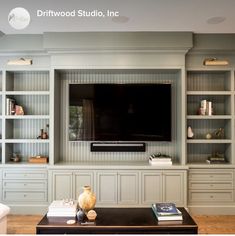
top-left (152, 203), bottom-right (179, 215)
top-left (152, 203), bottom-right (183, 221)
top-left (47, 200), bottom-right (78, 217)
top-left (47, 211), bottom-right (77, 217)
top-left (149, 160), bottom-right (172, 166)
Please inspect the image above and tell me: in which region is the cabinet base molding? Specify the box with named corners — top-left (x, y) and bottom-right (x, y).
top-left (188, 205), bottom-right (235, 215)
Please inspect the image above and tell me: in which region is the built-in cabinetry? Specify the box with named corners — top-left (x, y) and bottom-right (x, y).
top-left (50, 170), bottom-right (94, 201)
top-left (96, 171), bottom-right (139, 206)
top-left (49, 168), bottom-right (187, 207)
top-left (2, 167), bottom-right (48, 214)
top-left (2, 70), bottom-right (50, 164)
top-left (186, 70), bottom-right (233, 164)
top-left (142, 170), bottom-right (186, 206)
top-left (188, 168), bottom-right (235, 214)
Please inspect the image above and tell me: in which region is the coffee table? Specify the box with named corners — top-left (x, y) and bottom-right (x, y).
top-left (36, 207), bottom-right (198, 234)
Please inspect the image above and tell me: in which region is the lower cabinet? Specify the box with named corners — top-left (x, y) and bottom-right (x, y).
top-left (141, 170), bottom-right (186, 206)
top-left (96, 171), bottom-right (139, 206)
top-left (2, 167), bottom-right (48, 214)
top-left (50, 169), bottom-right (187, 207)
top-left (188, 168), bottom-right (235, 214)
top-left (50, 170), bottom-right (94, 201)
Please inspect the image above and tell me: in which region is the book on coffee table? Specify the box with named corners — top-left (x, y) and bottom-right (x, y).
top-left (152, 203), bottom-right (183, 221)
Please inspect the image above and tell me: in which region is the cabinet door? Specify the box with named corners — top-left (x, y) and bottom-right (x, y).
top-left (52, 171), bottom-right (73, 200)
top-left (162, 171), bottom-right (186, 206)
top-left (74, 171), bottom-right (94, 198)
top-left (118, 172), bottom-right (139, 205)
top-left (141, 172), bottom-right (162, 205)
top-left (96, 172), bottom-right (117, 205)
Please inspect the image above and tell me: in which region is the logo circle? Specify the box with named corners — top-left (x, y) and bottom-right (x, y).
top-left (8, 7), bottom-right (30, 30)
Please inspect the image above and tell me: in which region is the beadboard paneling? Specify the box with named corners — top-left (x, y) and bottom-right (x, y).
top-left (187, 71), bottom-right (231, 91)
top-left (6, 95), bottom-right (49, 115)
top-left (5, 143), bottom-right (49, 162)
top-left (6, 71), bottom-right (49, 91)
top-left (56, 69), bottom-right (180, 163)
top-left (5, 119), bottom-right (49, 139)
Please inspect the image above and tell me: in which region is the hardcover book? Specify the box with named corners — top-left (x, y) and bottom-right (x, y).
top-left (152, 203), bottom-right (179, 215)
top-left (152, 203), bottom-right (183, 221)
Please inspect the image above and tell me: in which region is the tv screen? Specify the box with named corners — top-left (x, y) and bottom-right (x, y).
top-left (69, 83), bottom-right (171, 141)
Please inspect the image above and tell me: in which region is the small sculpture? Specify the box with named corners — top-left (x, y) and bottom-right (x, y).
top-left (206, 133), bottom-right (212, 139)
top-left (213, 128), bottom-right (224, 139)
top-left (187, 126), bottom-right (194, 139)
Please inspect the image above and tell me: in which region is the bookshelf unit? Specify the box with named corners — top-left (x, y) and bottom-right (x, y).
top-left (186, 70), bottom-right (233, 165)
top-left (2, 70), bottom-right (50, 164)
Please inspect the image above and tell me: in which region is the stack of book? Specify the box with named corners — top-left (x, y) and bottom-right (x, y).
top-left (207, 153), bottom-right (226, 164)
top-left (149, 154), bottom-right (172, 166)
top-left (47, 200), bottom-right (78, 217)
top-left (152, 203), bottom-right (183, 221)
top-left (6, 98), bottom-right (16, 115)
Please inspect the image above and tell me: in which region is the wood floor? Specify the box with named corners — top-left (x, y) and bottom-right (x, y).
top-left (7, 214), bottom-right (235, 234)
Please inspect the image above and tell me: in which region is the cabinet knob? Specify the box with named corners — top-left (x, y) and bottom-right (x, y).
top-left (210, 195), bottom-right (214, 198)
top-left (24, 194), bottom-right (27, 197)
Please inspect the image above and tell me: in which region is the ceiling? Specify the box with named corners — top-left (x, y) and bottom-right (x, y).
top-left (0, 0), bottom-right (235, 35)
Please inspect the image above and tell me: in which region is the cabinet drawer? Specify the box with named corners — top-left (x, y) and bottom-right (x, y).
top-left (189, 190), bottom-right (234, 203)
top-left (3, 180), bottom-right (47, 190)
top-left (3, 170), bottom-right (47, 180)
top-left (3, 190), bottom-right (47, 202)
top-left (189, 171), bottom-right (233, 181)
top-left (189, 181), bottom-right (233, 190)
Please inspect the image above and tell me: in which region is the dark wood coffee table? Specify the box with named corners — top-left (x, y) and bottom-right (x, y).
top-left (36, 207), bottom-right (198, 234)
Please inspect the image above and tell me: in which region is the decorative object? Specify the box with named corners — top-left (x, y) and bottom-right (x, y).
top-left (28, 156), bottom-right (48, 163)
top-left (203, 58), bottom-right (229, 66)
top-left (87, 210), bottom-right (97, 221)
top-left (213, 128), bottom-right (224, 139)
top-left (77, 209), bottom-right (87, 222)
top-left (37, 128), bottom-right (48, 139)
top-left (198, 100), bottom-right (213, 115)
top-left (10, 153), bottom-right (21, 162)
top-left (187, 126), bottom-right (194, 139)
top-left (206, 133), bottom-right (212, 139)
top-left (15, 105), bottom-right (24, 115)
top-left (78, 186), bottom-right (96, 214)
top-left (207, 152), bottom-right (226, 164)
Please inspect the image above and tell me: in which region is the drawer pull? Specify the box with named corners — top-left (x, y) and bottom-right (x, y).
top-left (24, 184), bottom-right (27, 186)
top-left (209, 175), bottom-right (213, 178)
top-left (24, 194), bottom-right (27, 197)
top-left (210, 195), bottom-right (214, 198)
top-left (210, 184), bottom-right (214, 187)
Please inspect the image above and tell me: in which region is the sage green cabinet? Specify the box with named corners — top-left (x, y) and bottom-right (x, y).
top-left (2, 168), bottom-right (48, 214)
top-left (51, 171), bottom-right (73, 200)
top-left (50, 170), bottom-right (94, 201)
top-left (188, 168), bottom-right (234, 204)
top-left (141, 170), bottom-right (186, 206)
top-left (96, 171), bottom-right (139, 206)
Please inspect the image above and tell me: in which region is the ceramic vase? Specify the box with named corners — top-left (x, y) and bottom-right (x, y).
top-left (78, 186), bottom-right (96, 213)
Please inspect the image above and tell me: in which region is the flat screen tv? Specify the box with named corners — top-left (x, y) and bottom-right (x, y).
top-left (69, 83), bottom-right (171, 141)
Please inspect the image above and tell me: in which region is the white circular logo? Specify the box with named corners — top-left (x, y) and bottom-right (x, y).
top-left (8, 7), bottom-right (30, 30)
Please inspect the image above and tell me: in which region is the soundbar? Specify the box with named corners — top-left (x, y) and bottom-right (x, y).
top-left (90, 142), bottom-right (146, 152)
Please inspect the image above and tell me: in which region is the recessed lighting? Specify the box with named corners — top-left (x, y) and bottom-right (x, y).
top-left (207, 16), bottom-right (226, 24)
top-left (112, 15), bottom-right (129, 24)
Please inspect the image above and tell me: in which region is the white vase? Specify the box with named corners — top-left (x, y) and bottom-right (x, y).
top-left (78, 186), bottom-right (96, 213)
